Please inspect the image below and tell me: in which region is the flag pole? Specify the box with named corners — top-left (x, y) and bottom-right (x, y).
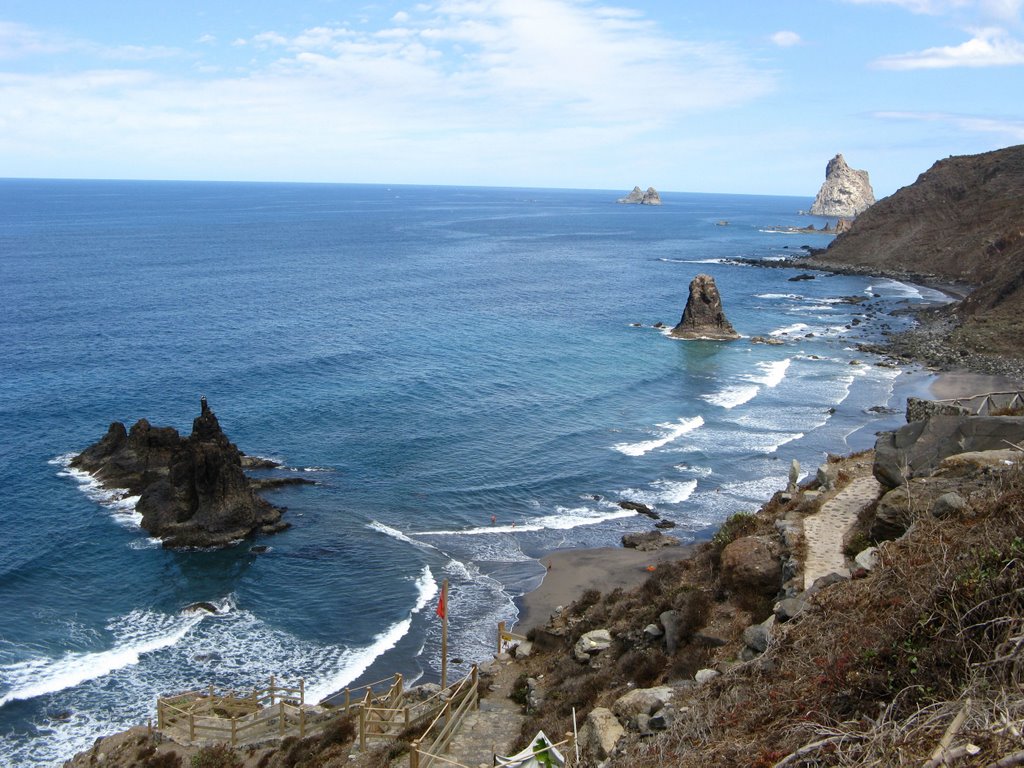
top-left (440, 579), bottom-right (449, 689)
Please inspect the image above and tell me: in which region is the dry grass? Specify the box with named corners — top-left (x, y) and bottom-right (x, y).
top-left (611, 461), bottom-right (1024, 767)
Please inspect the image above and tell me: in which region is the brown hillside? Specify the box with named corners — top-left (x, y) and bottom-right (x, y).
top-left (808, 145), bottom-right (1024, 361)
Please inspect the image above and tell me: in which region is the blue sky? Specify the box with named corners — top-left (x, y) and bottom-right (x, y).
top-left (0, 0), bottom-right (1019, 196)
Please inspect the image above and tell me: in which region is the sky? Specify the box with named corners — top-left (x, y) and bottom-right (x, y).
top-left (0, 0), bottom-right (1019, 196)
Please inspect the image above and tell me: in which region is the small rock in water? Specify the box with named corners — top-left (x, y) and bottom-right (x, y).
top-left (182, 601), bottom-right (219, 614)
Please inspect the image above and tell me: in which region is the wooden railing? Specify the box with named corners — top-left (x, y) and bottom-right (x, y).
top-left (409, 666), bottom-right (479, 768)
top-left (156, 677), bottom-right (308, 746)
top-left (497, 621), bottom-right (528, 655)
top-left (932, 390), bottom-right (1024, 416)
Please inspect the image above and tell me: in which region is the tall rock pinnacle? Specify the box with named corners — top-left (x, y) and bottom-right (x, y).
top-left (669, 274), bottom-right (740, 340)
top-left (809, 154), bottom-right (876, 217)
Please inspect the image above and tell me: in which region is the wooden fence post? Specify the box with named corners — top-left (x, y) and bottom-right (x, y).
top-left (269, 674), bottom-right (276, 706)
top-left (359, 706), bottom-right (366, 751)
top-left (299, 678), bottom-right (305, 705)
top-left (157, 700), bottom-right (164, 730)
top-left (189, 712), bottom-right (195, 742)
top-left (300, 707), bottom-right (306, 738)
top-left (472, 666), bottom-right (479, 710)
top-left (231, 717), bottom-right (237, 747)
top-left (344, 687), bottom-right (350, 710)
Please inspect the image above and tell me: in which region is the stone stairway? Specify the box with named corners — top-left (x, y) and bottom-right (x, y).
top-left (434, 695), bottom-right (527, 768)
top-left (802, 474), bottom-right (881, 588)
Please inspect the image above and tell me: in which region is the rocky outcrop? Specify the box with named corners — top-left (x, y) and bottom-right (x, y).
top-left (809, 153), bottom-right (875, 217)
top-left (873, 413), bottom-right (1024, 489)
top-left (669, 274), bottom-right (740, 340)
top-left (72, 398), bottom-right (289, 548)
top-left (618, 186), bottom-right (662, 205)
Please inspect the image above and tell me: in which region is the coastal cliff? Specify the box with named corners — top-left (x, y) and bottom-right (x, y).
top-left (809, 153), bottom-right (875, 217)
top-left (808, 144), bottom-right (1024, 368)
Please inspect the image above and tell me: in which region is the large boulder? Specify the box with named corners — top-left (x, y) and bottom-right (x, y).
top-left (720, 535), bottom-right (783, 595)
top-left (72, 399), bottom-right (288, 549)
top-left (870, 485), bottom-right (913, 541)
top-left (621, 531), bottom-right (679, 550)
top-left (578, 707), bottom-right (625, 761)
top-left (669, 274), bottom-right (741, 340)
top-left (874, 415), bottom-right (1024, 489)
top-left (809, 153), bottom-right (875, 217)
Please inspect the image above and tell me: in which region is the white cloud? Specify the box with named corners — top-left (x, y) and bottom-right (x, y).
top-left (770, 30), bottom-right (802, 47)
top-left (873, 26), bottom-right (1024, 67)
top-left (0, 2), bottom-right (778, 184)
top-left (875, 109), bottom-right (1024, 139)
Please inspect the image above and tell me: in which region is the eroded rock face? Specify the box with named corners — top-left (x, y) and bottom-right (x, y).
top-left (669, 273), bottom-right (740, 340)
top-left (810, 154), bottom-right (876, 217)
top-left (72, 399), bottom-right (288, 548)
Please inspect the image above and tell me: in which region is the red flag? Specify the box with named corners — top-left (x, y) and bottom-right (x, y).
top-left (436, 590), bottom-right (446, 619)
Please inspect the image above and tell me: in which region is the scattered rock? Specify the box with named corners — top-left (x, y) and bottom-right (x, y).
top-left (574, 629), bottom-right (613, 662)
top-left (742, 623), bottom-right (771, 654)
top-left (660, 610), bottom-right (681, 655)
top-left (182, 602), bottom-right (218, 614)
top-left (789, 273), bottom-right (816, 282)
top-left (694, 668), bottom-right (719, 684)
top-left (773, 596), bottom-right (807, 622)
top-left (621, 531), bottom-right (680, 550)
top-left (931, 492), bottom-right (967, 519)
top-left (654, 519), bottom-right (677, 529)
top-left (612, 686), bottom-right (674, 729)
top-left (751, 336), bottom-right (785, 346)
top-left (643, 623), bottom-right (663, 640)
top-left (618, 500), bottom-right (659, 519)
top-left (855, 546), bottom-right (880, 571)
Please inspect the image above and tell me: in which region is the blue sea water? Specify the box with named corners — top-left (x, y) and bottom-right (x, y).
top-left (0, 179), bottom-right (946, 766)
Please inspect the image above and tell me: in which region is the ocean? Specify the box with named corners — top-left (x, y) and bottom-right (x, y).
top-left (0, 179), bottom-right (946, 766)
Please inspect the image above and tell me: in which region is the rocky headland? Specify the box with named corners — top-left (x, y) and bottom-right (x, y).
top-left (71, 398), bottom-right (291, 548)
top-left (669, 273), bottom-right (740, 340)
top-left (809, 153), bottom-right (876, 217)
top-left (806, 144), bottom-right (1024, 378)
top-left (617, 186), bottom-right (662, 205)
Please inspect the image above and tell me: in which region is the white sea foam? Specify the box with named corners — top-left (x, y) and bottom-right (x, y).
top-left (612, 415), bottom-right (704, 456)
top-left (0, 605), bottom-right (215, 708)
top-left (746, 359), bottom-right (791, 388)
top-left (367, 520), bottom-right (419, 547)
top-left (51, 454), bottom-right (143, 529)
top-left (755, 293), bottom-right (802, 300)
top-left (415, 506), bottom-right (637, 537)
top-left (701, 384), bottom-right (759, 409)
top-left (657, 257), bottom-right (726, 264)
top-left (769, 323), bottom-right (809, 337)
top-left (617, 479), bottom-right (698, 507)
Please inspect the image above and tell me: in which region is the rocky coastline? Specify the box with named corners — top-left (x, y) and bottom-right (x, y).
top-left (62, 145), bottom-right (1024, 768)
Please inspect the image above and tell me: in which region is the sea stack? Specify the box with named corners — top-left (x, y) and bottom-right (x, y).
top-left (809, 154), bottom-right (875, 217)
top-left (670, 274), bottom-right (740, 340)
top-left (617, 186), bottom-right (662, 205)
top-left (72, 398), bottom-right (289, 548)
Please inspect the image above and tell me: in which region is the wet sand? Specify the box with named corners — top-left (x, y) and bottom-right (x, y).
top-left (930, 371), bottom-right (1023, 400)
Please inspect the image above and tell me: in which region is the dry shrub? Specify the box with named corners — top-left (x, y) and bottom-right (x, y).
top-left (611, 464), bottom-right (1024, 767)
top-left (617, 648), bottom-right (668, 687)
top-left (317, 714), bottom-right (356, 749)
top-left (190, 744), bottom-right (242, 768)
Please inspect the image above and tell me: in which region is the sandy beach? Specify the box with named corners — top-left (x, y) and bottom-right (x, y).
top-left (930, 370), bottom-right (1024, 400)
top-left (514, 544), bottom-right (694, 632)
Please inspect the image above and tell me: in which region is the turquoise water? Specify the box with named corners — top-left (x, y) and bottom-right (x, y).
top-left (0, 180), bottom-right (943, 765)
